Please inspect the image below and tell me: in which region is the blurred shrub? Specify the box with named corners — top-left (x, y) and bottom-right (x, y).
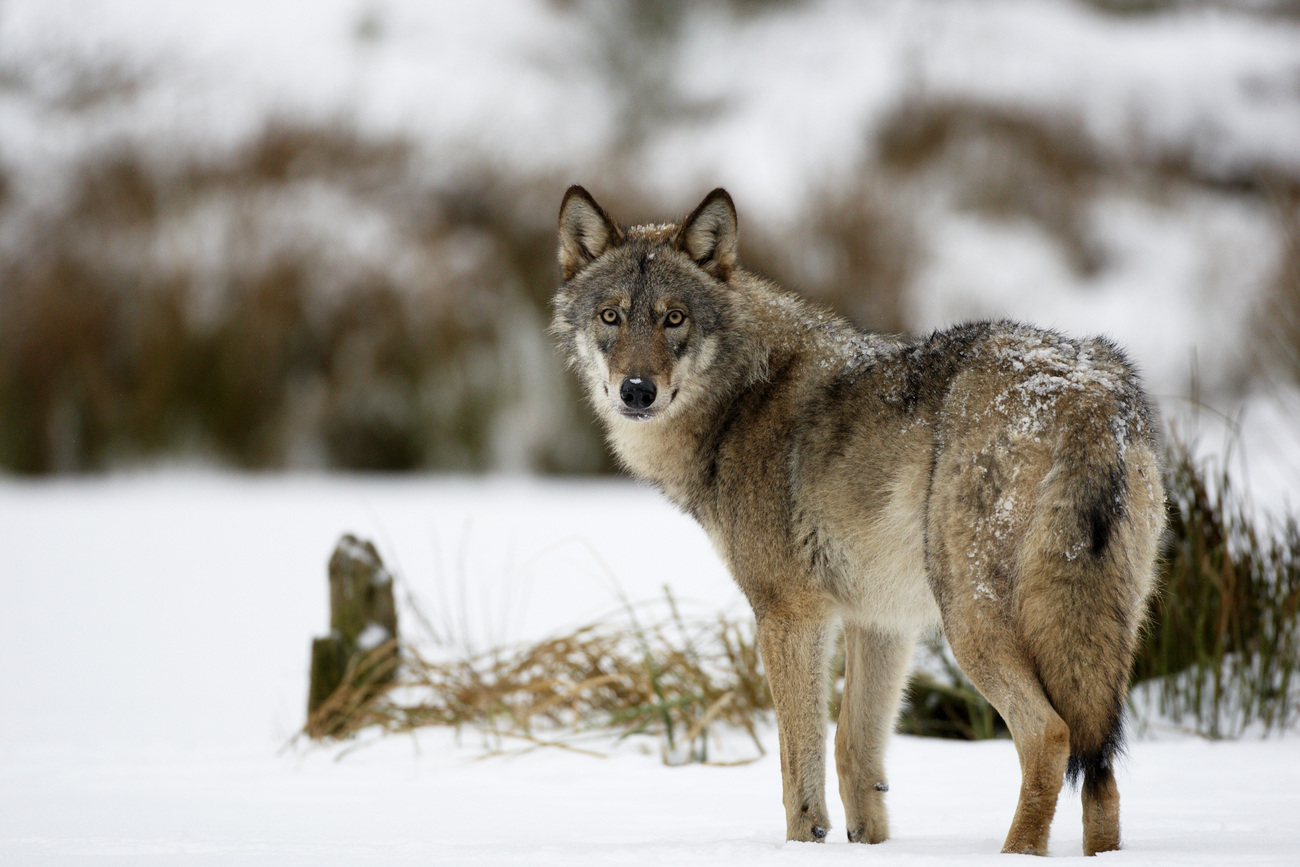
top-left (878, 99), bottom-right (1106, 276)
top-left (0, 122), bottom-right (610, 473)
top-left (746, 175), bottom-right (918, 333)
top-left (4, 91), bottom-right (1298, 474)
top-left (876, 94), bottom-right (1300, 282)
top-left (1255, 187), bottom-right (1300, 384)
top-left (1082, 0), bottom-right (1300, 16)
top-left (1133, 437), bottom-right (1300, 736)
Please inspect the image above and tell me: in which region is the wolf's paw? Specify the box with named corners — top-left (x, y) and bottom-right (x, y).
top-left (844, 788), bottom-right (890, 843)
top-left (1082, 837), bottom-right (1120, 857)
top-left (846, 822), bottom-right (888, 844)
top-left (787, 824), bottom-right (828, 843)
top-left (845, 808), bottom-right (888, 844)
top-left (787, 805), bottom-right (831, 843)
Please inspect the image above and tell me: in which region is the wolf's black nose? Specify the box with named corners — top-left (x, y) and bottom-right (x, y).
top-left (620, 377), bottom-right (657, 410)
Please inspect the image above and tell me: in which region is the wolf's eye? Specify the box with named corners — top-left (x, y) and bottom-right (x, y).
top-left (599, 308), bottom-right (619, 325)
top-left (665, 310), bottom-right (685, 327)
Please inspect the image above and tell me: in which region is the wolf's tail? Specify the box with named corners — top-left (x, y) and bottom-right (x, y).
top-left (1016, 411), bottom-right (1161, 792)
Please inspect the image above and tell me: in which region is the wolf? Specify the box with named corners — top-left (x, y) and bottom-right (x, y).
top-left (550, 186), bottom-right (1166, 856)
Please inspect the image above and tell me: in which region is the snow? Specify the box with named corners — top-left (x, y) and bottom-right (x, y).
top-left (2, 475), bottom-right (1299, 864)
top-left (354, 622), bottom-right (391, 651)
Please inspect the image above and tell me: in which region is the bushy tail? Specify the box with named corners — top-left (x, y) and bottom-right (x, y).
top-left (1017, 430), bottom-right (1153, 792)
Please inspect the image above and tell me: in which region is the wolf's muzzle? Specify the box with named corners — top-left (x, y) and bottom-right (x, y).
top-left (620, 377), bottom-right (657, 410)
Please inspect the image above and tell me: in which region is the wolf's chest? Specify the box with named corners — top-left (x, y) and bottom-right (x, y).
top-left (606, 419), bottom-right (702, 504)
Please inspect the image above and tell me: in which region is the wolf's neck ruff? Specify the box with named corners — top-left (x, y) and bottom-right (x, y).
top-left (551, 185), bottom-right (1165, 856)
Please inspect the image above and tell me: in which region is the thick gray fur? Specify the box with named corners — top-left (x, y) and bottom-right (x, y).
top-left (551, 186), bottom-right (1166, 856)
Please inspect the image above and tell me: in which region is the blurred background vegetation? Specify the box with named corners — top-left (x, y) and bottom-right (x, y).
top-left (2, 0), bottom-right (1298, 476)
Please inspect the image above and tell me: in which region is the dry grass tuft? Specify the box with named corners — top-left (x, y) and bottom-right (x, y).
top-left (303, 592), bottom-right (770, 763)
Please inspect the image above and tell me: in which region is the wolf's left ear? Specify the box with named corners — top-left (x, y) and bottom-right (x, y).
top-left (675, 188), bottom-right (738, 282)
top-left (558, 185), bottom-right (621, 280)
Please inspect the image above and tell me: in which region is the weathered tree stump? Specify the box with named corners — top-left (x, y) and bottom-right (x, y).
top-left (306, 534), bottom-right (400, 735)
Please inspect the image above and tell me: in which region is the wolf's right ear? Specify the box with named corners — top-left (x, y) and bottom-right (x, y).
top-left (675, 188), bottom-right (738, 282)
top-left (558, 186), bottom-right (621, 280)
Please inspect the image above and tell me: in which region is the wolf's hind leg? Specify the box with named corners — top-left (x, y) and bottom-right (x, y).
top-left (1082, 765), bottom-right (1120, 855)
top-left (756, 597), bottom-right (833, 843)
top-left (835, 624), bottom-right (915, 844)
top-left (946, 625), bottom-right (1070, 856)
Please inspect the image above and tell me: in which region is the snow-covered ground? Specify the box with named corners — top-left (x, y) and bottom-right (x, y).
top-left (2, 476), bottom-right (1298, 864)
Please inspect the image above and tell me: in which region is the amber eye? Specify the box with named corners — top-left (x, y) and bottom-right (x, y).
top-left (665, 310), bottom-right (685, 327)
top-left (600, 308), bottom-right (619, 325)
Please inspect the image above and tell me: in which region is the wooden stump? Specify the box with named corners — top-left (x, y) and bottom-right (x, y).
top-left (307, 635), bottom-right (348, 717)
top-left (306, 534), bottom-right (400, 734)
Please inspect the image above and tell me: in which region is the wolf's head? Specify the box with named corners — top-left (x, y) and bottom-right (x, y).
top-left (550, 186), bottom-right (745, 424)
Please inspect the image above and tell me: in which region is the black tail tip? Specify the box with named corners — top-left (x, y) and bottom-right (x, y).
top-left (1066, 713), bottom-right (1127, 795)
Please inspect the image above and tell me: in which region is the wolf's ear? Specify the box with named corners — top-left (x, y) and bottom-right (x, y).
top-left (558, 186), bottom-right (621, 280)
top-left (674, 188), bottom-right (737, 282)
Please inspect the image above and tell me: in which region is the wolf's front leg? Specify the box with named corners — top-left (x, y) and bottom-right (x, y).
top-left (756, 598), bottom-right (833, 842)
top-left (835, 625), bottom-right (917, 844)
